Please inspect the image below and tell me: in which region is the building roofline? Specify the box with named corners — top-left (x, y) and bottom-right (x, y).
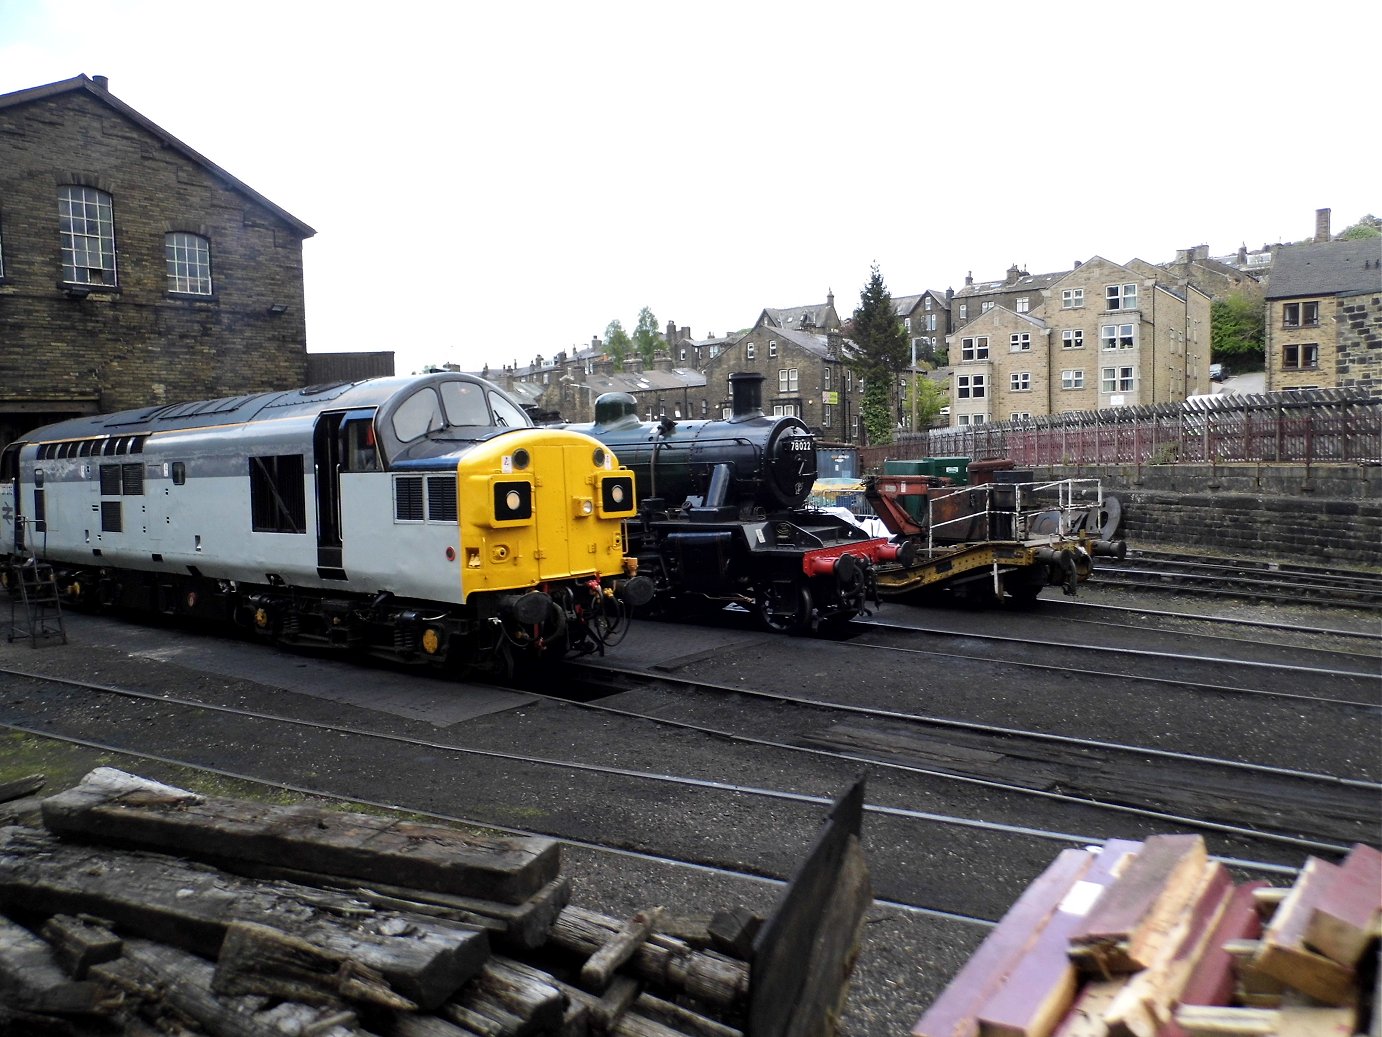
top-left (0, 74), bottom-right (316, 239)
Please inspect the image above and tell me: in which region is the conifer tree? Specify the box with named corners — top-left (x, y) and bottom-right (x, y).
top-left (847, 264), bottom-right (910, 444)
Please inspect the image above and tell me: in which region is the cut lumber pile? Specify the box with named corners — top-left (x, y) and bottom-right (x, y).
top-left (914, 836), bottom-right (1381, 1037)
top-left (0, 767), bottom-right (866, 1037)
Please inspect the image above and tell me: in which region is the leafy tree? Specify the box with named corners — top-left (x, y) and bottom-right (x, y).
top-left (847, 264), bottom-right (910, 444)
top-left (604, 319), bottom-right (631, 371)
top-left (1338, 214), bottom-right (1382, 240)
top-left (1210, 295), bottom-right (1265, 370)
top-left (633, 306), bottom-right (660, 366)
top-left (908, 374), bottom-right (948, 428)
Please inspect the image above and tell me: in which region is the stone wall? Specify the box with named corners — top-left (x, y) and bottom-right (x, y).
top-left (1032, 463), bottom-right (1382, 569)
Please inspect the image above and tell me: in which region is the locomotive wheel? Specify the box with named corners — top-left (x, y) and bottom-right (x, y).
top-left (756, 579), bottom-right (813, 634)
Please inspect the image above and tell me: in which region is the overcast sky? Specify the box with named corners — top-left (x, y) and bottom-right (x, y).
top-left (2, 0), bottom-right (1376, 378)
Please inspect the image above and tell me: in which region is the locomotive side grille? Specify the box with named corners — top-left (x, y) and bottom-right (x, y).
top-left (121, 462), bottom-right (144, 496)
top-left (426, 476), bottom-right (458, 522)
top-left (101, 500), bottom-right (122, 533)
top-left (394, 476), bottom-right (424, 521)
top-left (99, 464), bottom-right (122, 495)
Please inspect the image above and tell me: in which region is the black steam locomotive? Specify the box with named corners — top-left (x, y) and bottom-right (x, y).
top-left (564, 373), bottom-right (909, 633)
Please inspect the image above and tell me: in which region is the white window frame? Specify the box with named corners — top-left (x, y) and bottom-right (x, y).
top-left (59, 185), bottom-right (118, 286)
top-left (1010, 372), bottom-right (1031, 392)
top-left (772, 404), bottom-right (798, 417)
top-left (1062, 329), bottom-right (1084, 349)
top-left (904, 318), bottom-right (912, 332)
top-left (1010, 411), bottom-right (1032, 421)
top-left (769, 340), bottom-right (778, 357)
top-left (165, 231), bottom-right (212, 295)
top-left (1106, 282), bottom-right (1137, 310)
top-left (958, 413), bottom-right (987, 426)
top-left (746, 342), bottom-right (756, 360)
top-left (1061, 369), bottom-right (1084, 390)
top-left (1100, 366), bottom-right (1135, 393)
top-left (1100, 323), bottom-right (1135, 350)
top-left (961, 336), bottom-right (989, 362)
top-left (1010, 332), bottom-right (1031, 352)
top-left (1061, 288), bottom-right (1083, 309)
top-left (981, 301), bottom-right (994, 314)
top-left (824, 367), bottom-right (831, 389)
top-left (1283, 343), bottom-right (1320, 370)
top-left (957, 374), bottom-right (986, 399)
top-left (1016, 297), bottom-right (1030, 313)
top-left (778, 368), bottom-right (799, 392)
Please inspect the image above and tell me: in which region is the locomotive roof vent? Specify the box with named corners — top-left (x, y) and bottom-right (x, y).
top-left (728, 371), bottom-right (764, 421)
top-left (593, 392), bottom-right (641, 429)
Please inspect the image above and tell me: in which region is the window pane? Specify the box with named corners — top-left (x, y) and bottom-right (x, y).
top-left (59, 185), bottom-right (117, 285)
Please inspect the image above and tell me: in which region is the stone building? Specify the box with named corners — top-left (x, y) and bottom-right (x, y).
top-left (0, 74), bottom-right (315, 449)
top-left (1265, 238), bottom-right (1382, 393)
top-left (946, 256), bottom-right (1212, 423)
top-left (950, 264), bottom-right (1069, 331)
top-left (894, 289), bottom-right (951, 365)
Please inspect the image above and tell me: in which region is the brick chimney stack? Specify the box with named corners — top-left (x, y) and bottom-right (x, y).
top-left (1315, 207), bottom-right (1332, 243)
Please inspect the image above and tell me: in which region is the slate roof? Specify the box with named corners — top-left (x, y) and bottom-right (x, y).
top-left (0, 74), bottom-right (315, 239)
top-left (952, 268), bottom-right (1069, 299)
top-left (760, 303), bottom-right (833, 329)
top-left (1265, 239), bottom-right (1382, 300)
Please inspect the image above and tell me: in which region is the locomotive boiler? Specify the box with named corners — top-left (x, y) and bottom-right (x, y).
top-left (1, 373), bottom-right (653, 672)
top-left (564, 373), bottom-right (911, 633)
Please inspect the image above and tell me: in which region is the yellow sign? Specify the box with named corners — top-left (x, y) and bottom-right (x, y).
top-left (822, 391), bottom-right (839, 404)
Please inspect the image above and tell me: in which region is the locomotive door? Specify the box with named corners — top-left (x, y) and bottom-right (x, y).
top-left (1, 442), bottom-right (20, 554)
top-left (312, 413), bottom-right (346, 580)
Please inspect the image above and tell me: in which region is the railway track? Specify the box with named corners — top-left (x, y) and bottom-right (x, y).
top-left (1089, 548), bottom-right (1382, 608)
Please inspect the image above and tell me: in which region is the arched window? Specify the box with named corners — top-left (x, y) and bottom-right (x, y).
top-left (59, 185), bottom-right (117, 286)
top-left (166, 232), bottom-right (212, 295)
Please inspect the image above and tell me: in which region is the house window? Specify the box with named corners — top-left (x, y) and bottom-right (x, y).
top-left (904, 318), bottom-right (912, 332)
top-left (957, 374), bottom-right (986, 399)
top-left (823, 404), bottom-right (832, 425)
top-left (249, 455), bottom-right (306, 533)
top-left (1010, 411), bottom-right (1033, 421)
top-left (1062, 329), bottom-right (1084, 349)
top-left (772, 404), bottom-right (799, 417)
top-left (1010, 372), bottom-right (1031, 391)
top-left (925, 296), bottom-right (932, 310)
top-left (824, 367), bottom-right (831, 390)
top-left (746, 342), bottom-right (756, 360)
top-left (769, 340), bottom-right (778, 357)
top-left (959, 413), bottom-right (987, 426)
top-left (1282, 302), bottom-right (1321, 328)
top-left (844, 369), bottom-right (853, 392)
top-left (1061, 369), bottom-right (1084, 390)
top-left (1283, 343), bottom-right (1320, 369)
top-left (777, 368), bottom-right (798, 393)
top-left (165, 232), bottom-right (212, 295)
top-left (961, 336), bottom-right (989, 361)
top-left (1100, 324), bottom-right (1135, 350)
top-left (926, 313), bottom-right (937, 331)
top-left (1016, 297), bottom-right (1030, 313)
top-left (679, 347), bottom-right (687, 361)
top-left (1106, 283), bottom-right (1137, 310)
top-left (981, 301), bottom-right (994, 314)
top-left (59, 185), bottom-right (117, 286)
top-left (958, 303), bottom-right (968, 320)
top-left (1062, 288), bottom-right (1083, 309)
top-left (1010, 333), bottom-right (1031, 352)
top-left (1101, 366), bottom-right (1135, 392)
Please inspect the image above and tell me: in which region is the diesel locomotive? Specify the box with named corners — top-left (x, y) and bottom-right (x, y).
top-left (563, 373), bottom-right (912, 633)
top-left (1, 373), bottom-right (654, 672)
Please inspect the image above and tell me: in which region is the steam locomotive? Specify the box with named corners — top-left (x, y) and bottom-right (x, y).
top-left (2, 373), bottom-right (654, 672)
top-left (564, 373), bottom-right (911, 633)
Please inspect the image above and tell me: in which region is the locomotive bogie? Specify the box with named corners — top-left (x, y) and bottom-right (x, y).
top-left (2, 374), bottom-right (649, 670)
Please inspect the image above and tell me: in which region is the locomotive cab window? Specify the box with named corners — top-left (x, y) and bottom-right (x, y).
top-left (488, 391), bottom-right (528, 429)
top-left (392, 388), bottom-right (443, 442)
top-left (440, 382), bottom-right (489, 426)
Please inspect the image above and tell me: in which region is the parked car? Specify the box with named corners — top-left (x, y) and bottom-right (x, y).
top-left (1210, 363), bottom-right (1225, 382)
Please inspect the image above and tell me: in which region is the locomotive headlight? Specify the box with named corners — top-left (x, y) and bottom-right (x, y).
top-left (596, 474), bottom-right (636, 517)
top-left (574, 497), bottom-right (594, 517)
top-left (490, 478), bottom-right (534, 526)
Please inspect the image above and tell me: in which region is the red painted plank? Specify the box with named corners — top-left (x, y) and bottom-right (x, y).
top-left (1304, 842), bottom-right (1381, 966)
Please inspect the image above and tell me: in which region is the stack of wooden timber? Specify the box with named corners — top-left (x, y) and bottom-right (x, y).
top-left (913, 835), bottom-right (1381, 1037)
top-left (0, 767), bottom-right (868, 1037)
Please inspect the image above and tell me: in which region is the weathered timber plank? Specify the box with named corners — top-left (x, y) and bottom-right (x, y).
top-left (1050, 980), bottom-right (1125, 1037)
top-left (550, 906), bottom-right (748, 1012)
top-left (1155, 882), bottom-right (1268, 1037)
top-left (581, 908), bottom-right (664, 990)
top-left (38, 914), bottom-right (123, 981)
top-left (1100, 861), bottom-right (1233, 1037)
top-left (0, 913), bottom-right (114, 1016)
top-left (116, 938), bottom-right (373, 1037)
top-left (42, 767), bottom-right (557, 904)
top-left (912, 847), bottom-right (1095, 1037)
top-left (1069, 834), bottom-right (1209, 974)
top-left (1173, 1007), bottom-right (1280, 1037)
top-left (978, 840), bottom-right (1140, 1037)
top-left (0, 773), bottom-right (45, 803)
top-left (1252, 857), bottom-right (1356, 1006)
top-left (390, 1016), bottom-right (476, 1037)
top-left (1303, 842), bottom-right (1382, 966)
top-left (213, 919), bottom-right (417, 1010)
top-left (0, 826), bottom-right (489, 1010)
top-left (635, 993), bottom-right (744, 1037)
top-left (458, 957), bottom-right (564, 1036)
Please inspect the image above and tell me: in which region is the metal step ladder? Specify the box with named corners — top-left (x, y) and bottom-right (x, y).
top-left (6, 558), bottom-right (68, 648)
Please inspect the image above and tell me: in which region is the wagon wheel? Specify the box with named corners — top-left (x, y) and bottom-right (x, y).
top-left (756, 579), bottom-right (813, 634)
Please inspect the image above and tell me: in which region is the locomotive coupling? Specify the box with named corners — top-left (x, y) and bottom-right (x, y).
top-left (503, 590), bottom-right (555, 626)
top-left (1090, 538), bottom-right (1127, 560)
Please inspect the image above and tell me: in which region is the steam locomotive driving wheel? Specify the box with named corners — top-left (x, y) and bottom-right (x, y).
top-left (756, 577), bottom-right (813, 634)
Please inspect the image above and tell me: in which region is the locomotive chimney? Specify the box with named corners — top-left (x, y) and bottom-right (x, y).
top-left (728, 371), bottom-right (764, 421)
